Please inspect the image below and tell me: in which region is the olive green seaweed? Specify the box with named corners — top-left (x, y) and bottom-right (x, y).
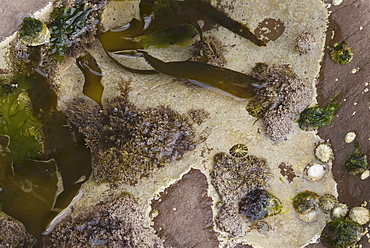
top-left (76, 52), bottom-right (104, 108)
top-left (102, 0), bottom-right (265, 99)
top-left (298, 95), bottom-right (338, 131)
top-left (345, 143), bottom-right (368, 175)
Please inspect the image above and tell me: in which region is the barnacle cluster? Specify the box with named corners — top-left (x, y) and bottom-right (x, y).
top-left (246, 63), bottom-right (313, 142)
top-left (46, 193), bottom-right (163, 247)
top-left (66, 88), bottom-right (197, 185)
top-left (0, 215), bottom-right (37, 247)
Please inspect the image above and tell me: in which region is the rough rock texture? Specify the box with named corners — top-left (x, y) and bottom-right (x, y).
top-left (215, 204), bottom-right (243, 236)
top-left (249, 63), bottom-right (313, 142)
top-left (0, 215), bottom-right (37, 247)
top-left (66, 87), bottom-right (196, 185)
top-left (151, 169), bottom-right (219, 248)
top-left (211, 152), bottom-right (271, 236)
top-left (211, 152), bottom-right (271, 202)
top-left (46, 193), bottom-right (163, 248)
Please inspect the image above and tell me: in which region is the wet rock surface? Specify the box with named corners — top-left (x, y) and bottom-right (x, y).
top-left (151, 169), bottom-right (219, 248)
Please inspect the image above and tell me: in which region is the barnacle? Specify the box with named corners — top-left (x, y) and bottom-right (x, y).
top-left (239, 189), bottom-right (282, 221)
top-left (329, 42), bottom-right (353, 65)
top-left (315, 142), bottom-right (334, 163)
top-left (304, 162), bottom-right (327, 182)
top-left (345, 143), bottom-right (368, 175)
top-left (295, 31), bottom-right (316, 54)
top-left (229, 143), bottom-right (249, 158)
top-left (298, 95), bottom-right (338, 131)
top-left (319, 194), bottom-right (338, 212)
top-left (321, 218), bottom-right (364, 248)
top-left (331, 203), bottom-right (349, 219)
top-left (18, 17), bottom-right (50, 46)
top-left (349, 207), bottom-right (370, 225)
top-left (292, 190), bottom-right (320, 222)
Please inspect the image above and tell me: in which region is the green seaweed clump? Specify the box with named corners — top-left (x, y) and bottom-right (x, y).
top-left (48, 3), bottom-right (94, 61)
top-left (321, 217), bottom-right (364, 248)
top-left (66, 87), bottom-right (197, 185)
top-left (345, 143), bottom-right (368, 175)
top-left (298, 96), bottom-right (338, 131)
top-left (18, 17), bottom-right (50, 46)
top-left (330, 42), bottom-right (353, 65)
top-left (239, 189), bottom-right (282, 221)
top-left (46, 193), bottom-right (163, 247)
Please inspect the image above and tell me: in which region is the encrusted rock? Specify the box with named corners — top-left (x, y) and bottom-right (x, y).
top-left (46, 193), bottom-right (164, 247)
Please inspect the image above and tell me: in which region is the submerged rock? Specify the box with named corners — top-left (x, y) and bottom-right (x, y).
top-left (0, 215), bottom-right (37, 247)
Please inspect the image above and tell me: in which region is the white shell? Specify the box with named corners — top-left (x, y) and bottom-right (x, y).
top-left (332, 0), bottom-right (343, 6)
top-left (345, 132), bottom-right (356, 143)
top-left (349, 207), bottom-right (370, 225)
top-left (361, 170), bottom-right (370, 180)
top-left (304, 162), bottom-right (327, 182)
top-left (315, 143), bottom-right (334, 163)
top-left (298, 210), bottom-right (320, 223)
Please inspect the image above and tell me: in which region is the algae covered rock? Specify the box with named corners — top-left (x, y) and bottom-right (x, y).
top-left (66, 87), bottom-right (197, 185)
top-left (0, 215), bottom-right (37, 247)
top-left (46, 193), bottom-right (163, 247)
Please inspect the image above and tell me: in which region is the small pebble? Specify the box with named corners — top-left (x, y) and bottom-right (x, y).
top-left (361, 170), bottom-right (370, 180)
top-left (349, 207), bottom-right (370, 225)
top-left (345, 132), bottom-right (356, 143)
top-left (332, 0), bottom-right (343, 6)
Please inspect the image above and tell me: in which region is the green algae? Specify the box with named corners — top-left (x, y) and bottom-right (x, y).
top-left (48, 3), bottom-right (93, 61)
top-left (345, 143), bottom-right (368, 175)
top-left (298, 95), bottom-right (338, 131)
top-left (0, 74), bottom-right (44, 164)
top-left (0, 45), bottom-right (91, 243)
